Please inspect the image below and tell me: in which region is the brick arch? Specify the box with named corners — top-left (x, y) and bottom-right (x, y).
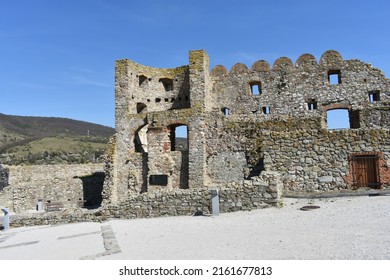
top-left (323, 103), bottom-right (352, 112)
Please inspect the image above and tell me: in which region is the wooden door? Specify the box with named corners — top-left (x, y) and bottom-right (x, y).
top-left (352, 154), bottom-right (380, 189)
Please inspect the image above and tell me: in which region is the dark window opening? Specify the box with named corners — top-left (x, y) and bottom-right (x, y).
top-left (159, 78), bottom-right (173, 91)
top-left (149, 175), bottom-right (168, 186)
top-left (164, 98), bottom-right (169, 102)
top-left (222, 107), bottom-right (230, 116)
top-left (262, 106), bottom-right (270, 114)
top-left (136, 102), bottom-right (147, 113)
top-left (247, 158), bottom-right (265, 179)
top-left (307, 99), bottom-right (317, 110)
top-left (250, 82), bottom-right (262, 95)
top-left (170, 124), bottom-right (188, 152)
top-left (369, 90), bottom-right (380, 102)
top-left (139, 75), bottom-right (147, 86)
top-left (328, 70), bottom-right (341, 85)
top-left (155, 98), bottom-right (161, 103)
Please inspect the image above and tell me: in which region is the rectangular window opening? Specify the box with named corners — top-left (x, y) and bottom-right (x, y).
top-left (328, 70), bottom-right (341, 85)
top-left (250, 82), bottom-right (262, 95)
top-left (159, 78), bottom-right (174, 92)
top-left (139, 75), bottom-right (148, 86)
top-left (149, 175), bottom-right (168, 186)
top-left (368, 90), bottom-right (380, 102)
top-left (222, 108), bottom-right (229, 116)
top-left (262, 106), bottom-right (270, 114)
top-left (307, 100), bottom-right (317, 110)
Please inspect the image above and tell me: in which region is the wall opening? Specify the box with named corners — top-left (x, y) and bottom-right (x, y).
top-left (159, 78), bottom-right (173, 91)
top-left (326, 109), bottom-right (350, 129)
top-left (134, 125), bottom-right (148, 153)
top-left (149, 175), bottom-right (168, 186)
top-left (262, 106), bottom-right (270, 114)
top-left (222, 107), bottom-right (230, 116)
top-left (328, 70), bottom-right (341, 85)
top-left (170, 124), bottom-right (188, 151)
top-left (136, 102), bottom-right (147, 113)
top-left (368, 90), bottom-right (380, 102)
top-left (139, 75), bottom-right (148, 86)
top-left (307, 99), bottom-right (318, 110)
top-left (250, 82), bottom-right (262, 95)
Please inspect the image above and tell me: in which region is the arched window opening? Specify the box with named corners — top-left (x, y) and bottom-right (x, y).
top-left (136, 102), bottom-right (147, 113)
top-left (326, 109), bottom-right (350, 129)
top-left (250, 81), bottom-right (262, 95)
top-left (170, 124), bottom-right (188, 151)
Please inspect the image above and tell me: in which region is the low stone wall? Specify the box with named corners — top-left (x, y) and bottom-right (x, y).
top-left (0, 164), bottom-right (104, 213)
top-left (5, 171), bottom-right (282, 228)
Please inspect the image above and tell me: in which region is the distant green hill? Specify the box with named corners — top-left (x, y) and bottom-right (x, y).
top-left (0, 113), bottom-right (115, 165)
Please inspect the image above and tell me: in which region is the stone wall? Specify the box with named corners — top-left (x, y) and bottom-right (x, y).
top-left (105, 49), bottom-right (390, 208)
top-left (8, 171), bottom-right (282, 228)
top-left (0, 164), bottom-right (103, 213)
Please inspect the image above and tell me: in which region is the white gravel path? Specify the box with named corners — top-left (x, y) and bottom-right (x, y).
top-left (1, 195), bottom-right (389, 260)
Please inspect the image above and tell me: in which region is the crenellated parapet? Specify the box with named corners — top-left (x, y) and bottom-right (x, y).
top-left (210, 50), bottom-right (389, 120)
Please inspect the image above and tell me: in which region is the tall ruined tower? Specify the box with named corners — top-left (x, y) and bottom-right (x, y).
top-left (104, 50), bottom-right (212, 204)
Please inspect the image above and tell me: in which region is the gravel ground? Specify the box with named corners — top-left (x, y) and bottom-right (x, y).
top-left (1, 195), bottom-right (389, 260)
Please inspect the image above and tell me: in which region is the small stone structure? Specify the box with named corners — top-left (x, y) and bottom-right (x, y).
top-left (103, 49), bottom-right (390, 210)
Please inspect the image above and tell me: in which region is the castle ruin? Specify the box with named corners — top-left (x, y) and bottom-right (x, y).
top-left (2, 49), bottom-right (390, 226)
top-left (102, 49), bottom-right (390, 208)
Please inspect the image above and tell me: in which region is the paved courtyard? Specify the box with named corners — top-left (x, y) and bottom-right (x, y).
top-left (1, 195), bottom-right (390, 260)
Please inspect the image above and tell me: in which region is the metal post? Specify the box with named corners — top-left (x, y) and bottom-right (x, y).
top-left (37, 199), bottom-right (43, 212)
top-left (211, 189), bottom-right (219, 216)
top-left (1, 208), bottom-right (9, 231)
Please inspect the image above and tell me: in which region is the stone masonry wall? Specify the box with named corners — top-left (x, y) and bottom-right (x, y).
top-left (8, 171), bottom-right (282, 228)
top-left (0, 164), bottom-right (103, 213)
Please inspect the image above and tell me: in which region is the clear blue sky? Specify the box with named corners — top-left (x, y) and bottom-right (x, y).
top-left (1, 0), bottom-right (389, 128)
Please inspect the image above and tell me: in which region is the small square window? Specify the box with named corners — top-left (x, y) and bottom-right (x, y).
top-left (307, 99), bottom-right (317, 110)
top-left (368, 90), bottom-right (380, 102)
top-left (328, 70), bottom-right (341, 85)
top-left (262, 106), bottom-right (270, 114)
top-left (250, 82), bottom-right (262, 95)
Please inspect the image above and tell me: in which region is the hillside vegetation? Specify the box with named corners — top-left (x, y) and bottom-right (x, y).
top-left (0, 113), bottom-right (115, 165)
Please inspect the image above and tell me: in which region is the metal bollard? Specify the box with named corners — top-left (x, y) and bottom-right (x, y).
top-left (211, 189), bottom-right (220, 216)
top-left (37, 199), bottom-right (43, 212)
top-left (1, 208), bottom-right (9, 231)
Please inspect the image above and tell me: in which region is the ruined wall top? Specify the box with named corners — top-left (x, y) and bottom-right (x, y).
top-left (115, 49), bottom-right (389, 125)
